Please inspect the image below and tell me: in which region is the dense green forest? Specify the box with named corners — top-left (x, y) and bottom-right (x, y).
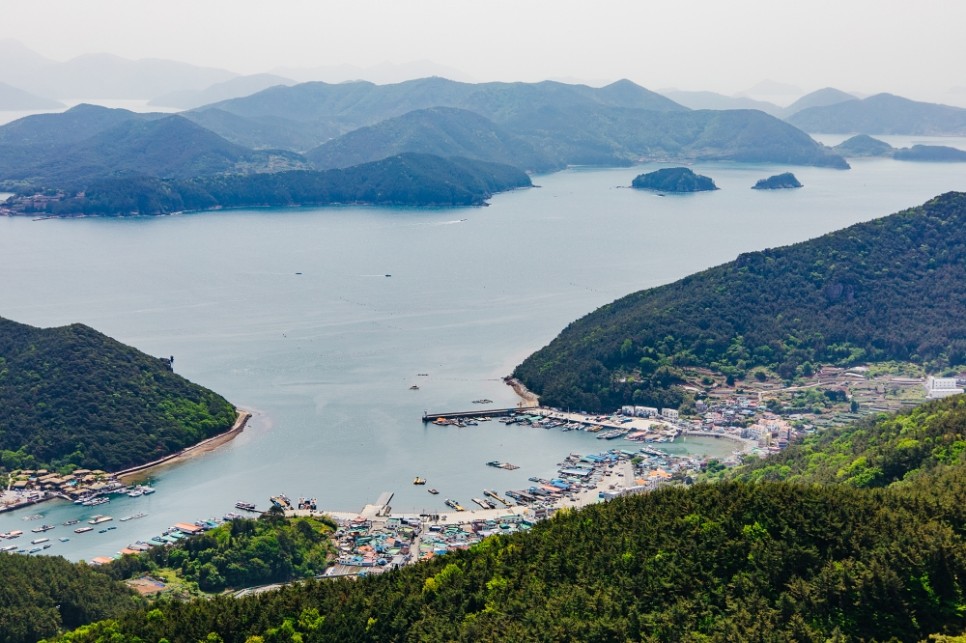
top-left (54, 459), bottom-right (966, 639)
top-left (631, 167), bottom-right (717, 192)
top-left (103, 514), bottom-right (337, 593)
top-left (513, 192), bottom-right (966, 413)
top-left (6, 153), bottom-right (531, 216)
top-left (0, 554), bottom-right (141, 643)
top-left (0, 316), bottom-right (237, 471)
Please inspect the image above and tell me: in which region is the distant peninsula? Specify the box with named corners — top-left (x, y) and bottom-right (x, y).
top-left (632, 167), bottom-right (718, 193)
top-left (1, 153), bottom-right (532, 217)
top-left (893, 144), bottom-right (966, 162)
top-left (751, 172), bottom-right (803, 190)
top-left (832, 135), bottom-right (966, 163)
top-left (0, 316), bottom-right (238, 472)
top-left (833, 134), bottom-right (894, 158)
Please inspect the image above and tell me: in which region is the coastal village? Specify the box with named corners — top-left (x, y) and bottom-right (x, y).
top-left (2, 368), bottom-right (962, 578)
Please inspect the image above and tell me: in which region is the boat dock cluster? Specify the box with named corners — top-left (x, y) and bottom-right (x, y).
top-left (425, 407), bottom-right (682, 441)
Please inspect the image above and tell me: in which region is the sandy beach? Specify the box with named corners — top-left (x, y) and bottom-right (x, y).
top-left (116, 410), bottom-right (251, 482)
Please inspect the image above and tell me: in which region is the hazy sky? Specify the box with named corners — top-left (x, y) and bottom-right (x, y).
top-left (4, 0), bottom-right (965, 103)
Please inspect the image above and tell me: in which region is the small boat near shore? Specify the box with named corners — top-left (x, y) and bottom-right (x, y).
top-left (486, 460), bottom-right (520, 470)
top-left (235, 501), bottom-right (258, 512)
top-left (444, 499), bottom-right (465, 512)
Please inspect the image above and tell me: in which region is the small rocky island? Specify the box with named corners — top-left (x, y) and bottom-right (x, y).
top-left (751, 172), bottom-right (803, 190)
top-left (631, 167), bottom-right (718, 193)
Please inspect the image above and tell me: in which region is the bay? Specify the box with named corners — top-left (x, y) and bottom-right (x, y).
top-left (0, 155), bottom-right (964, 562)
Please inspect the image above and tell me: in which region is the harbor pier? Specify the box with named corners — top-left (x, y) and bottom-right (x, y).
top-left (422, 407), bottom-right (527, 422)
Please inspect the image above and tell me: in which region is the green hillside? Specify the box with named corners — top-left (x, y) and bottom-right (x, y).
top-left (0, 316), bottom-right (237, 472)
top-left (514, 192), bottom-right (966, 412)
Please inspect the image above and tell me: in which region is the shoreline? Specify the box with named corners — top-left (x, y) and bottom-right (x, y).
top-left (504, 376), bottom-right (539, 407)
top-left (116, 410), bottom-right (251, 482)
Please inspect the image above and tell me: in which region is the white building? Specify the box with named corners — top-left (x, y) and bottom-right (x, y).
top-left (925, 376), bottom-right (964, 399)
top-left (660, 408), bottom-right (680, 420)
top-left (634, 406), bottom-right (659, 417)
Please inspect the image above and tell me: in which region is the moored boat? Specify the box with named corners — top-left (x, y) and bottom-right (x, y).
top-left (413, 476), bottom-right (426, 485)
top-left (235, 501), bottom-right (257, 512)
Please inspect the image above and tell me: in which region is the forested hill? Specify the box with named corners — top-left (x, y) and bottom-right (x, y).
top-left (0, 316), bottom-right (237, 471)
top-left (729, 393), bottom-right (966, 488)
top-left (3, 154), bottom-right (532, 216)
top-left (59, 478), bottom-right (966, 641)
top-left (514, 192), bottom-right (966, 412)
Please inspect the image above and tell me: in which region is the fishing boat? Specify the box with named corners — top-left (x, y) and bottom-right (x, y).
top-left (444, 499), bottom-right (465, 512)
top-left (409, 385), bottom-right (420, 390)
top-left (428, 488), bottom-right (439, 495)
top-left (62, 519), bottom-right (79, 526)
top-left (74, 526), bottom-right (94, 534)
top-left (88, 515), bottom-right (113, 525)
top-left (30, 537), bottom-right (50, 545)
top-left (413, 476), bottom-right (426, 485)
top-left (31, 524), bottom-right (55, 533)
top-left (270, 494), bottom-right (291, 509)
top-left (486, 460), bottom-right (520, 470)
top-left (235, 501), bottom-right (257, 512)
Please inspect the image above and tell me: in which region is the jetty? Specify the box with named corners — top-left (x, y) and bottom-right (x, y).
top-left (422, 408), bottom-right (522, 422)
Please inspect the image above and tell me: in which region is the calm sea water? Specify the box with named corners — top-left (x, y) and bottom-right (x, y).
top-left (1, 147), bottom-right (965, 561)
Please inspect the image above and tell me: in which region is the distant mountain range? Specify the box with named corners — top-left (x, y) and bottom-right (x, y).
top-left (148, 74), bottom-right (296, 109)
top-left (0, 81), bottom-right (63, 110)
top-left (188, 77), bottom-right (847, 168)
top-left (0, 76), bottom-right (850, 205)
top-left (787, 93), bottom-right (966, 135)
top-left (0, 39), bottom-right (235, 100)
